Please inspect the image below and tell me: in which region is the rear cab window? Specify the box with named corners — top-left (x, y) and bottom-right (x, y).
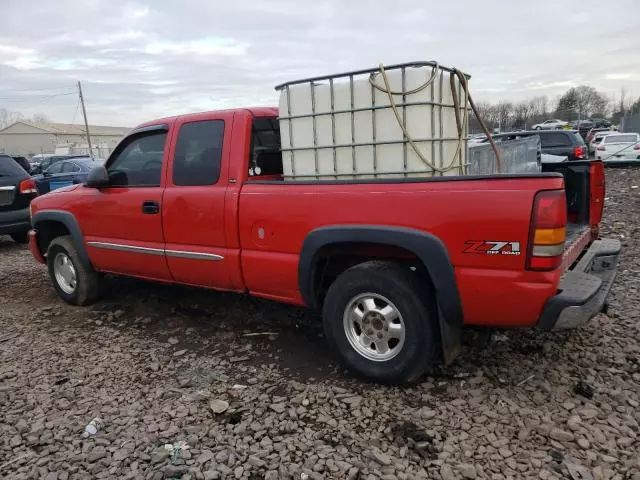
top-left (248, 117), bottom-right (282, 179)
top-left (172, 120), bottom-right (224, 186)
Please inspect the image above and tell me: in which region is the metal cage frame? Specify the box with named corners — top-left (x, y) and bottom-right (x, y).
top-left (275, 61), bottom-right (471, 178)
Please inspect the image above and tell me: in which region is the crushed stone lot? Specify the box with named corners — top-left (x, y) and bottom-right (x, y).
top-left (1, 169), bottom-right (639, 480)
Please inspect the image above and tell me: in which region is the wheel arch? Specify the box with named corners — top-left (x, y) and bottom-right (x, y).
top-left (32, 210), bottom-right (93, 270)
top-left (299, 225), bottom-right (463, 364)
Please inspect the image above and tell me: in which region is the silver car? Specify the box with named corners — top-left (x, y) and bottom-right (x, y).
top-left (532, 119), bottom-right (569, 130)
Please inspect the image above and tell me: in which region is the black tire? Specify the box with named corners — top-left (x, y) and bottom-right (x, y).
top-left (10, 231), bottom-right (28, 244)
top-left (47, 235), bottom-right (101, 305)
top-left (322, 260), bottom-right (439, 384)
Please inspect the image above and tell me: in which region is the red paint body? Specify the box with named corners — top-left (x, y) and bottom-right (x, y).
top-left (29, 108), bottom-right (605, 328)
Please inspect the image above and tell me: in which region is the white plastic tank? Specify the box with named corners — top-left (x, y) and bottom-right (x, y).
top-left (276, 62), bottom-right (470, 180)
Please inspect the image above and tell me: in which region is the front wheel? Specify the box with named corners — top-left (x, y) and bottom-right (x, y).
top-left (322, 261), bottom-right (439, 384)
top-left (47, 235), bottom-right (101, 305)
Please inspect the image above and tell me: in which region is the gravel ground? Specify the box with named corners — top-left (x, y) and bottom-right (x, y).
top-left (1, 169), bottom-right (639, 480)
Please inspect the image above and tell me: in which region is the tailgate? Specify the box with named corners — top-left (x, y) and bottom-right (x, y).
top-left (542, 160), bottom-right (605, 270)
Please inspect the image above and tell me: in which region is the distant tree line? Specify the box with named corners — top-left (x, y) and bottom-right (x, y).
top-left (0, 108), bottom-right (52, 129)
top-left (470, 85), bottom-right (640, 133)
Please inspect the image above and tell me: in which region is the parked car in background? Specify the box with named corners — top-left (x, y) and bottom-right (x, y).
top-left (571, 120), bottom-right (594, 130)
top-left (0, 154), bottom-right (38, 243)
top-left (570, 120), bottom-right (596, 141)
top-left (467, 134), bottom-right (487, 144)
top-left (538, 130), bottom-right (587, 160)
top-left (591, 118), bottom-right (612, 129)
top-left (588, 130), bottom-right (615, 155)
top-left (532, 119), bottom-right (569, 130)
top-left (479, 130), bottom-right (586, 160)
top-left (33, 158), bottom-right (98, 194)
top-left (595, 133), bottom-right (640, 162)
top-left (38, 154), bottom-right (92, 173)
top-left (586, 127), bottom-right (614, 144)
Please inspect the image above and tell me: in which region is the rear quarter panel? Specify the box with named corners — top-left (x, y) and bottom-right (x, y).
top-left (238, 175), bottom-right (565, 326)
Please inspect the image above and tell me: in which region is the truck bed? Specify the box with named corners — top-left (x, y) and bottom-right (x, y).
top-left (566, 223), bottom-right (588, 245)
top-left (238, 173), bottom-right (568, 326)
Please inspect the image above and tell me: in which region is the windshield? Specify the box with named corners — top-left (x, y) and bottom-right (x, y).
top-left (604, 134), bottom-right (638, 144)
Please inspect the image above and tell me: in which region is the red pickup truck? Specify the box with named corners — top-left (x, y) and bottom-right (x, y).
top-left (28, 107), bottom-right (620, 383)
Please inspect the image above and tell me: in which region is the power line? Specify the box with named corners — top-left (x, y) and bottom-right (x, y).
top-left (70, 96), bottom-right (81, 125)
top-left (0, 92), bottom-right (76, 101)
top-left (13, 92), bottom-right (77, 110)
top-left (0, 85), bottom-right (75, 93)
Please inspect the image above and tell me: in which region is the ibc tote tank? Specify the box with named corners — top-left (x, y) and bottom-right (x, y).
top-left (276, 61), bottom-right (471, 180)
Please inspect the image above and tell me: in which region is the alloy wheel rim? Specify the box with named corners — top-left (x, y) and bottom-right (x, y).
top-left (342, 293), bottom-right (405, 362)
top-left (53, 252), bottom-right (77, 295)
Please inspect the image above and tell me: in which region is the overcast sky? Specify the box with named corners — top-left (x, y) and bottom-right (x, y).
top-left (1, 0), bottom-right (639, 126)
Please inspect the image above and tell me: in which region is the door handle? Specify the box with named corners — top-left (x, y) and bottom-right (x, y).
top-left (142, 200), bottom-right (160, 214)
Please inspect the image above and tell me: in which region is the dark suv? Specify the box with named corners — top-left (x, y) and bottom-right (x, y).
top-left (481, 130), bottom-right (586, 160)
top-left (0, 155), bottom-right (38, 243)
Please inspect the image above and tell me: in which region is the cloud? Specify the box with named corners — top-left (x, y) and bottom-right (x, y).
top-left (0, 0), bottom-right (639, 126)
top-left (143, 37), bottom-right (248, 56)
top-left (605, 73), bottom-right (638, 81)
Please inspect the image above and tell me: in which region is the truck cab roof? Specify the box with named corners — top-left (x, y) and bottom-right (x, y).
top-left (133, 107), bottom-right (279, 131)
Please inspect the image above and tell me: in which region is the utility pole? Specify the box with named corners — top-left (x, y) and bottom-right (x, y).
top-left (77, 81), bottom-right (94, 160)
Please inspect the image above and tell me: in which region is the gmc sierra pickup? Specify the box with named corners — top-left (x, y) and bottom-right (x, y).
top-left (28, 107), bottom-right (620, 383)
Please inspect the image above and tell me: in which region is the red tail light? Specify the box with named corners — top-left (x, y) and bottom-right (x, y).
top-left (597, 145), bottom-right (606, 151)
top-left (19, 178), bottom-right (37, 194)
top-left (634, 144), bottom-right (640, 151)
top-left (574, 146), bottom-right (585, 159)
top-left (527, 190), bottom-right (567, 271)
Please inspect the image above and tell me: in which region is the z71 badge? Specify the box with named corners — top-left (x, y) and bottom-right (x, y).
top-left (464, 240), bottom-right (521, 256)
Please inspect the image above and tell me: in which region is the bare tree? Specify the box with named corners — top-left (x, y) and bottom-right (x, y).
top-left (0, 108), bottom-right (24, 129)
top-left (472, 101), bottom-right (495, 129)
top-left (0, 109), bottom-right (51, 129)
top-left (529, 96), bottom-right (549, 118)
top-left (620, 87), bottom-right (627, 112)
top-left (31, 113), bottom-right (51, 124)
top-left (513, 101), bottom-right (534, 129)
top-left (496, 101), bottom-right (513, 130)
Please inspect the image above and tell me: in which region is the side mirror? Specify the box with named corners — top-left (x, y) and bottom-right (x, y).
top-left (86, 166), bottom-right (109, 188)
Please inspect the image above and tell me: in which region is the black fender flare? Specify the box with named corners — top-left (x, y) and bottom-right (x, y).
top-left (299, 225), bottom-right (463, 364)
top-left (32, 210), bottom-right (93, 270)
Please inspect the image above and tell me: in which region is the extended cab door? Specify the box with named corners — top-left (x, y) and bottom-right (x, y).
top-left (161, 112), bottom-right (237, 290)
top-left (79, 126), bottom-right (172, 281)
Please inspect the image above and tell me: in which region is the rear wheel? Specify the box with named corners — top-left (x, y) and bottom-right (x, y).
top-left (322, 261), bottom-right (439, 384)
top-left (10, 232), bottom-right (28, 244)
top-left (47, 235), bottom-right (101, 305)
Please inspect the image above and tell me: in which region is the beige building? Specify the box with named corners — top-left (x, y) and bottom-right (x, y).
top-left (0, 121), bottom-right (130, 157)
